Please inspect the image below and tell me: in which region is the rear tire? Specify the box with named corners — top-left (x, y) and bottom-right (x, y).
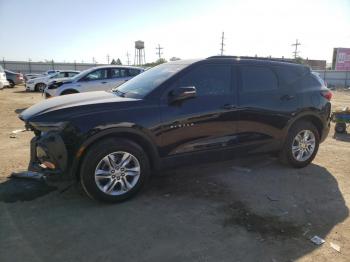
top-left (8, 80), bottom-right (15, 88)
top-left (279, 121), bottom-right (320, 168)
top-left (80, 138), bottom-right (150, 203)
top-left (335, 123), bottom-right (346, 133)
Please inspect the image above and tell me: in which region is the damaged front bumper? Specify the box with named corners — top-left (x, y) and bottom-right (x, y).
top-left (28, 132), bottom-right (69, 179)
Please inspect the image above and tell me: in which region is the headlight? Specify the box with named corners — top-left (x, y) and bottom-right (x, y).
top-left (29, 121), bottom-right (68, 132)
top-left (48, 81), bottom-right (67, 89)
top-left (27, 80), bottom-right (34, 84)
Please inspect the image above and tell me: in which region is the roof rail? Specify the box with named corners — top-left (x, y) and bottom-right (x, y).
top-left (207, 55), bottom-right (298, 64)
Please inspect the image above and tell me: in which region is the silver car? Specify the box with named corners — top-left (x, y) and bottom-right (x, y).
top-left (44, 65), bottom-right (144, 98)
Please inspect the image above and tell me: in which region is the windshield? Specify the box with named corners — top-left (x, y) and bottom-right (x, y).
top-left (114, 63), bottom-right (188, 98)
top-left (71, 68), bottom-right (94, 81)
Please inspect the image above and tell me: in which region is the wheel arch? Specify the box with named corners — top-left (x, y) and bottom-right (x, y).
top-left (71, 128), bottom-right (160, 180)
top-left (287, 113), bottom-right (324, 139)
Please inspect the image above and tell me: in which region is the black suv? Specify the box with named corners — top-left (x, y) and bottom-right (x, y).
top-left (20, 56), bottom-right (332, 202)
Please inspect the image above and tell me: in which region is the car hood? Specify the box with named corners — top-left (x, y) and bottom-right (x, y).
top-left (20, 91), bottom-right (139, 121)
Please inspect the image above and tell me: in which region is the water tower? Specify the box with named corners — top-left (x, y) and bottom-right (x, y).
top-left (134, 40), bottom-right (146, 65)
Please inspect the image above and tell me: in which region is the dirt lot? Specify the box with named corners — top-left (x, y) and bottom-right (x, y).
top-left (0, 86), bottom-right (350, 262)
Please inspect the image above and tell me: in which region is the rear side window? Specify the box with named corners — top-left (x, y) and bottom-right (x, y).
top-left (176, 64), bottom-right (231, 96)
top-left (240, 66), bottom-right (278, 92)
top-left (128, 69), bottom-right (141, 77)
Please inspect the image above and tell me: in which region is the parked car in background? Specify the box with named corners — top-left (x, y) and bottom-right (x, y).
top-left (5, 70), bottom-right (24, 87)
top-left (24, 73), bottom-right (42, 82)
top-left (0, 65), bottom-right (10, 89)
top-left (20, 57), bottom-right (332, 202)
top-left (44, 66), bottom-right (144, 98)
top-left (26, 70), bottom-right (80, 92)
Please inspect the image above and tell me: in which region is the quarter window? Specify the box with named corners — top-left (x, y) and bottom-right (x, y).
top-left (176, 64), bottom-right (231, 96)
top-left (128, 69), bottom-right (141, 76)
top-left (241, 66), bottom-right (278, 92)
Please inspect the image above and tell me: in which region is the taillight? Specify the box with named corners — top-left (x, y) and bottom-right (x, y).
top-left (321, 90), bottom-right (332, 101)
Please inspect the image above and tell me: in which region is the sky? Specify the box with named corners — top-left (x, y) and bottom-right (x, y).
top-left (0, 0), bottom-right (349, 64)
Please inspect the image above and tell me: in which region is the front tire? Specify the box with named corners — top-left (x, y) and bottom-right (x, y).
top-left (80, 138), bottom-right (150, 203)
top-left (35, 83), bottom-right (46, 92)
top-left (279, 121), bottom-right (320, 168)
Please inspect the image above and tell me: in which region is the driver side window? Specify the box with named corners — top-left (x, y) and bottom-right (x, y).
top-left (176, 64), bottom-right (231, 96)
top-left (84, 69), bottom-right (108, 81)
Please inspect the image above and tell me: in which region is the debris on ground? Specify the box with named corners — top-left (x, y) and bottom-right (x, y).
top-left (330, 242), bottom-right (341, 253)
top-left (9, 134), bottom-right (17, 138)
top-left (10, 171), bottom-right (44, 181)
top-left (310, 235), bottom-right (325, 245)
top-left (231, 166), bottom-right (252, 173)
top-left (11, 129), bottom-right (26, 134)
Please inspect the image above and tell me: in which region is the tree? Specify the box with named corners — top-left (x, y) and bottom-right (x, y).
top-left (110, 59), bottom-right (117, 65)
top-left (116, 58), bottom-right (122, 65)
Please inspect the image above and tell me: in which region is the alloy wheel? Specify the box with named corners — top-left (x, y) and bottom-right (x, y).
top-left (291, 130), bottom-right (316, 162)
top-left (94, 151), bottom-right (141, 195)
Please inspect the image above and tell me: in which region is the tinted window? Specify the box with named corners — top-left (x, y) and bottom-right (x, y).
top-left (176, 64), bottom-right (231, 96)
top-left (84, 69), bottom-right (108, 81)
top-left (241, 66), bottom-right (278, 92)
top-left (274, 66), bottom-right (302, 85)
top-left (128, 69), bottom-right (141, 76)
top-left (116, 63), bottom-right (188, 98)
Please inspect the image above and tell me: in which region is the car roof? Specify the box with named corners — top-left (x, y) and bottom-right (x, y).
top-left (4, 69), bottom-right (17, 74)
top-left (90, 65), bottom-right (144, 70)
top-left (205, 56), bottom-right (309, 69)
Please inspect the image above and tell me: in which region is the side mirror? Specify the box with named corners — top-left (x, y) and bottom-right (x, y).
top-left (169, 86), bottom-right (196, 103)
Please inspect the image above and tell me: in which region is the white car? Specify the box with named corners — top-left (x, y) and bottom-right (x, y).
top-left (44, 65), bottom-right (144, 98)
top-left (0, 65), bottom-right (10, 89)
top-left (25, 70), bottom-right (80, 92)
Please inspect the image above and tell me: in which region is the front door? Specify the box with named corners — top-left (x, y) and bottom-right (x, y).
top-left (159, 63), bottom-right (239, 158)
top-left (79, 68), bottom-right (109, 92)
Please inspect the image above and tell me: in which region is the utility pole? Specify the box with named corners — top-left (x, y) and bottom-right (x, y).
top-left (106, 54), bottom-right (110, 64)
top-left (156, 44), bottom-right (163, 59)
top-left (220, 32), bottom-right (225, 56)
top-left (126, 52), bottom-right (130, 65)
top-left (292, 39), bottom-right (301, 59)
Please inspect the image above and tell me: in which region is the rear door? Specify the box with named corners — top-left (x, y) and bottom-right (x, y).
top-left (109, 68), bottom-right (130, 90)
top-left (237, 64), bottom-right (298, 152)
top-left (158, 63), bottom-right (240, 158)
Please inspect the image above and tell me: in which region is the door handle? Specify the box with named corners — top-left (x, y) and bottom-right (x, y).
top-left (222, 104), bottom-right (237, 110)
top-left (280, 94), bottom-right (295, 101)
top-left (101, 81), bottom-right (108, 84)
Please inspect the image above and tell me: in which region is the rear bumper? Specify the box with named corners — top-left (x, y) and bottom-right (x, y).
top-left (320, 121), bottom-right (330, 143)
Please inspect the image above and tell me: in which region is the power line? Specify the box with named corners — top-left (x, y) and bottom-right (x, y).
top-left (220, 32), bottom-right (225, 56)
top-left (126, 52), bottom-right (130, 65)
top-left (292, 39), bottom-right (301, 59)
top-left (156, 44), bottom-right (163, 59)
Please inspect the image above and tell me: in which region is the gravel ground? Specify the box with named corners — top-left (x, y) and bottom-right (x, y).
top-left (0, 86), bottom-right (349, 262)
